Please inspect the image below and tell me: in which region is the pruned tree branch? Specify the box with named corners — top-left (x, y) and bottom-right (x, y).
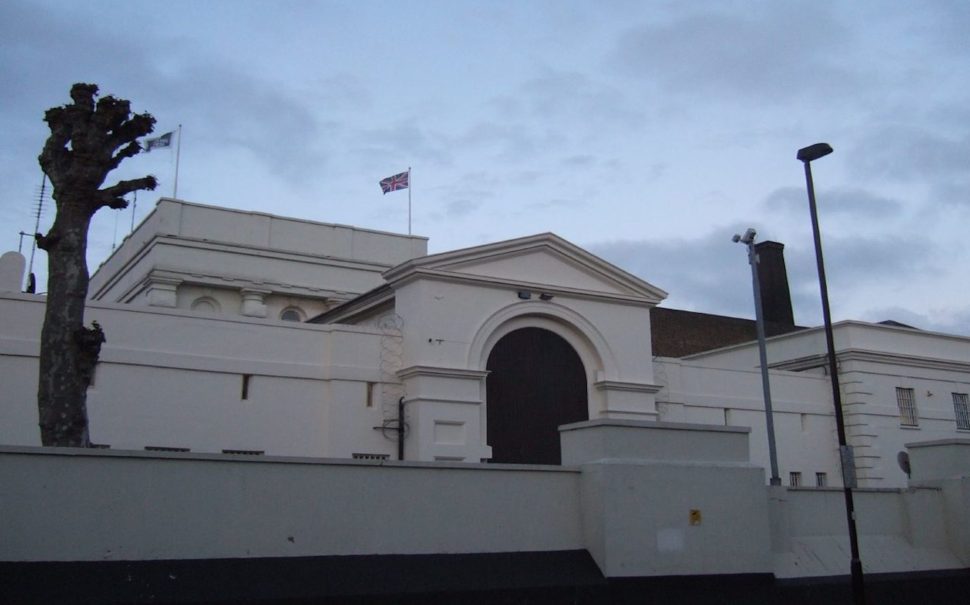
top-left (109, 113), bottom-right (156, 150)
top-left (108, 141), bottom-right (143, 171)
top-left (34, 231), bottom-right (59, 252)
top-left (38, 83), bottom-right (157, 205)
top-left (96, 176), bottom-right (158, 210)
top-left (69, 83), bottom-right (98, 110)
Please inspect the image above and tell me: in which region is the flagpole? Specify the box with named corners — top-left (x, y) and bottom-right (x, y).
top-left (130, 191), bottom-right (138, 233)
top-left (173, 124), bottom-right (182, 198)
top-left (408, 166), bottom-right (412, 235)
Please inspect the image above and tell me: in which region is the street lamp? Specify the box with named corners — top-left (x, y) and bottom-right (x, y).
top-left (732, 228), bottom-right (781, 486)
top-left (797, 142), bottom-right (866, 605)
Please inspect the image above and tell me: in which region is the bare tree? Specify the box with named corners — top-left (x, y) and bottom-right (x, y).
top-left (35, 83), bottom-right (158, 446)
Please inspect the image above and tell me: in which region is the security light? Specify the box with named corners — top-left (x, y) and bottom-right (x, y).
top-left (732, 228), bottom-right (756, 245)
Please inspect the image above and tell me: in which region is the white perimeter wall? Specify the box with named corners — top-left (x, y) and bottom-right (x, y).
top-left (0, 293), bottom-right (398, 459)
top-left (2, 435), bottom-right (967, 579)
top-left (0, 448), bottom-right (582, 562)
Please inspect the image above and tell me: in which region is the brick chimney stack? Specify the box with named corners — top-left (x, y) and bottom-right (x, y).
top-left (754, 241), bottom-right (795, 330)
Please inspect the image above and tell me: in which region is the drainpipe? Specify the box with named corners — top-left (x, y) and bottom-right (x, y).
top-left (398, 396), bottom-right (405, 461)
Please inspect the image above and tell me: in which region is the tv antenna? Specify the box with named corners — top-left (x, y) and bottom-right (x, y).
top-left (25, 172), bottom-right (48, 291)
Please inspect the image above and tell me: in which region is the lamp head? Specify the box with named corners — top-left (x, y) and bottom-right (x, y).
top-left (732, 228), bottom-right (756, 245)
top-left (797, 143), bottom-right (833, 162)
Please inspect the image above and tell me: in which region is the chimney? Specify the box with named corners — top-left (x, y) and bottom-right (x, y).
top-left (755, 241), bottom-right (794, 328)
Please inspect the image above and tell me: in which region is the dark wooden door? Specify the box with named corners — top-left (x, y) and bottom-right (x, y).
top-left (486, 327), bottom-right (588, 464)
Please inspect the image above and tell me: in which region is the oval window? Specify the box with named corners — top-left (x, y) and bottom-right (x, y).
top-left (280, 308), bottom-right (303, 322)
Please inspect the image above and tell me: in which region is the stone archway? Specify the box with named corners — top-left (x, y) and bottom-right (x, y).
top-left (486, 327), bottom-right (588, 464)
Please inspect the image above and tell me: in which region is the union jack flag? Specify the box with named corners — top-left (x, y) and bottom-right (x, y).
top-left (379, 171), bottom-right (409, 194)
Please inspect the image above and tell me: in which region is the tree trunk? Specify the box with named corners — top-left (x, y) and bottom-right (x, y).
top-left (37, 200), bottom-right (95, 446)
top-left (35, 83), bottom-right (157, 447)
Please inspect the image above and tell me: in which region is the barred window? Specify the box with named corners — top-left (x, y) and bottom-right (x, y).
top-left (789, 472), bottom-right (802, 487)
top-left (953, 393), bottom-right (970, 430)
top-left (896, 387), bottom-right (918, 426)
top-left (353, 453), bottom-right (390, 460)
top-left (816, 472), bottom-right (828, 487)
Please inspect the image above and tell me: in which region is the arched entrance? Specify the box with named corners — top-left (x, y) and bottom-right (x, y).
top-left (486, 327), bottom-right (588, 464)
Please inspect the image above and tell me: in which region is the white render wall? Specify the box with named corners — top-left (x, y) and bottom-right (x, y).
top-left (93, 199), bottom-right (429, 290)
top-left (0, 292), bottom-right (399, 459)
top-left (8, 198), bottom-right (964, 488)
top-left (0, 447), bottom-right (583, 562)
top-left (2, 285), bottom-right (963, 487)
top-left (0, 288), bottom-right (944, 482)
top-left (391, 275), bottom-right (660, 462)
top-left (654, 357), bottom-right (842, 487)
top-left (769, 485), bottom-right (965, 577)
top-left (2, 433), bottom-right (967, 579)
top-left (683, 322), bottom-right (970, 487)
top-left (173, 284), bottom-right (331, 322)
top-left (88, 198), bottom-right (429, 317)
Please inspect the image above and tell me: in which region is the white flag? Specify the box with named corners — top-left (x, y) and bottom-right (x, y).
top-left (144, 131), bottom-right (173, 152)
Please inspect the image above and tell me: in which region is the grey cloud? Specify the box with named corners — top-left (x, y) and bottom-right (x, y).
top-left (520, 71), bottom-right (591, 117)
top-left (858, 305), bottom-right (970, 337)
top-left (609, 7), bottom-right (863, 103)
top-left (350, 119), bottom-right (454, 170)
top-left (562, 155), bottom-right (596, 167)
top-left (431, 170), bottom-right (499, 208)
top-left (588, 226), bottom-right (940, 329)
top-left (524, 198), bottom-right (583, 213)
top-left (443, 199), bottom-right (482, 219)
top-left (0, 2), bottom-right (135, 102)
top-left (450, 120), bottom-right (565, 164)
top-left (507, 170), bottom-right (544, 186)
top-left (588, 226), bottom-right (758, 318)
top-left (557, 154), bottom-right (636, 178)
top-left (931, 181), bottom-right (970, 207)
top-left (485, 67), bottom-right (647, 154)
top-left (849, 127), bottom-right (970, 182)
top-left (0, 0), bottom-right (331, 187)
top-left (518, 70), bottom-right (642, 128)
top-left (357, 123), bottom-right (428, 153)
top-left (763, 187), bottom-right (902, 218)
top-left (442, 66), bottom-right (649, 184)
top-left (160, 64), bottom-right (326, 182)
top-left (310, 73), bottom-right (374, 113)
top-left (784, 235), bottom-right (934, 292)
top-left (781, 234), bottom-right (938, 325)
top-left (918, 0), bottom-right (970, 54)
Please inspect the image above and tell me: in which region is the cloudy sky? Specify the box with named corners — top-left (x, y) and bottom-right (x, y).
top-left (2, 0), bottom-right (968, 335)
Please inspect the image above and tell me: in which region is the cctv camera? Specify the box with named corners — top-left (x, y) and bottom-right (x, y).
top-left (732, 228), bottom-right (757, 245)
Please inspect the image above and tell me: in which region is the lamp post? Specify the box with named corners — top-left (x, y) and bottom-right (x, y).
top-left (732, 228), bottom-right (781, 486)
top-left (797, 142), bottom-right (865, 605)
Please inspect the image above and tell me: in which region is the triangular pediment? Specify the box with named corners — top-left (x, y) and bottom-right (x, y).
top-left (383, 233), bottom-right (667, 304)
